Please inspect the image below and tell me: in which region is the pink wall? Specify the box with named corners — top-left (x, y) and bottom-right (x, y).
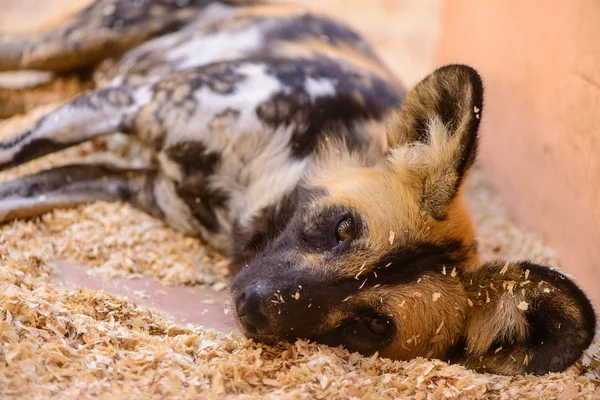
top-left (437, 0), bottom-right (600, 305)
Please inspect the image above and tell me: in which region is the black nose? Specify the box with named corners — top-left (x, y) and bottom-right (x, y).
top-left (235, 282), bottom-right (273, 335)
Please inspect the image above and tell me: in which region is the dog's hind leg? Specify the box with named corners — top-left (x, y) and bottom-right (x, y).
top-left (0, 0), bottom-right (211, 73)
top-left (0, 85), bottom-right (148, 171)
top-left (0, 164), bottom-right (161, 223)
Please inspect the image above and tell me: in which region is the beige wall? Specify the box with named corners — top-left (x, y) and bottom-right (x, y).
top-left (437, 0), bottom-right (600, 305)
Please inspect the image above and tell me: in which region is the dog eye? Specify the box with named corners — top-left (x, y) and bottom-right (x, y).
top-left (363, 316), bottom-right (390, 336)
top-left (335, 217), bottom-right (354, 243)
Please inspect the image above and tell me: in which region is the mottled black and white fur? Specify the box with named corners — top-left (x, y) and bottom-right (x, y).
top-left (0, 0), bottom-right (403, 259)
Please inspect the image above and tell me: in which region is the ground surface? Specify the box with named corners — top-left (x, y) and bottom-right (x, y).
top-left (0, 0), bottom-right (599, 398)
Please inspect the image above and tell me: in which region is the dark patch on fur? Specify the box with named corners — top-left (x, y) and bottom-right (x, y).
top-left (254, 57), bottom-right (403, 158)
top-left (230, 247), bottom-right (335, 340)
top-left (292, 204), bottom-right (366, 254)
top-left (312, 310), bottom-right (396, 356)
top-left (366, 240), bottom-right (472, 287)
top-left (517, 262), bottom-right (597, 374)
top-left (265, 13), bottom-right (378, 59)
top-left (1, 138), bottom-right (65, 172)
top-left (0, 164), bottom-right (163, 219)
top-left (445, 336), bottom-right (468, 365)
top-left (166, 141), bottom-right (220, 173)
top-left (0, 110), bottom-right (52, 154)
top-left (229, 185), bottom-right (328, 272)
top-left (0, 164), bottom-right (123, 199)
top-left (230, 187), bottom-right (300, 272)
top-left (165, 141), bottom-right (228, 232)
top-left (0, 128), bottom-right (35, 152)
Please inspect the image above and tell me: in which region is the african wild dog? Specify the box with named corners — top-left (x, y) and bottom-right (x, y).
top-left (0, 0), bottom-right (595, 375)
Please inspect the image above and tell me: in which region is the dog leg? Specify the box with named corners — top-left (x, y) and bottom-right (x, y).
top-left (0, 164), bottom-right (161, 223)
top-left (0, 0), bottom-right (211, 72)
top-left (0, 85), bottom-right (147, 171)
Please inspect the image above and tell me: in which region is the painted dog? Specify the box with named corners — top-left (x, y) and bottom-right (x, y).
top-left (0, 0), bottom-right (595, 375)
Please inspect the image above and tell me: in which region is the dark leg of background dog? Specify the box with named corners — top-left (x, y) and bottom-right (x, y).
top-left (0, 164), bottom-right (161, 222)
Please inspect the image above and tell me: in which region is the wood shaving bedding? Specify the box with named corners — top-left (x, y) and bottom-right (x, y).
top-left (0, 199), bottom-right (229, 288)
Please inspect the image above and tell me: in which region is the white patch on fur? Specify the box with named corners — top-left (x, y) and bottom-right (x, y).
top-left (224, 126), bottom-right (310, 228)
top-left (131, 85), bottom-right (153, 105)
top-left (166, 25), bottom-right (265, 70)
top-left (168, 62), bottom-right (286, 147)
top-left (108, 3), bottom-right (236, 85)
top-left (305, 77), bottom-right (336, 102)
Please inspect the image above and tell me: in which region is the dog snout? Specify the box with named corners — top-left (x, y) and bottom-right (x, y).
top-left (235, 281), bottom-right (274, 336)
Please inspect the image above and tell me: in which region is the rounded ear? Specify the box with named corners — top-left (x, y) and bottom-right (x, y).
top-left (457, 261), bottom-right (596, 375)
top-left (386, 64), bottom-right (483, 220)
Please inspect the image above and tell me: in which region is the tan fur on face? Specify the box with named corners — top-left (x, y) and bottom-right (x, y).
top-left (304, 139), bottom-right (479, 278)
top-left (377, 274), bottom-right (467, 360)
top-left (310, 165), bottom-right (423, 263)
top-left (428, 192), bottom-right (481, 268)
top-left (300, 66), bottom-right (483, 276)
top-left (307, 273), bottom-right (467, 361)
top-left (293, 65), bottom-right (486, 364)
top-left (306, 135), bottom-right (430, 265)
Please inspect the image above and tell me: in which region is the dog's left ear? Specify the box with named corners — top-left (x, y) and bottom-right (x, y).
top-left (386, 64), bottom-right (483, 220)
top-left (458, 261), bottom-right (596, 375)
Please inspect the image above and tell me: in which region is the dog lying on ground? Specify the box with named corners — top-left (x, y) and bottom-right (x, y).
top-left (0, 0), bottom-right (595, 375)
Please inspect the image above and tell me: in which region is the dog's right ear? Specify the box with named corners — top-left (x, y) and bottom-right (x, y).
top-left (458, 261), bottom-right (596, 375)
top-left (385, 64), bottom-right (484, 220)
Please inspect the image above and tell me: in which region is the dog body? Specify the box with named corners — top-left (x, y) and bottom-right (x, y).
top-left (0, 0), bottom-right (403, 258)
top-left (0, 0), bottom-right (595, 375)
